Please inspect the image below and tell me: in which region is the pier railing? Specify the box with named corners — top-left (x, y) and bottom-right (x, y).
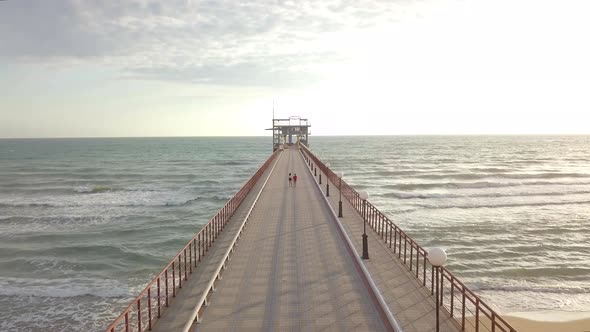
top-left (301, 145), bottom-right (516, 332)
top-left (105, 150), bottom-right (279, 332)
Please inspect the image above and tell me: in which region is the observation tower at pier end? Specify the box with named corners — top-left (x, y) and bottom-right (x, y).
top-left (267, 116), bottom-right (310, 151)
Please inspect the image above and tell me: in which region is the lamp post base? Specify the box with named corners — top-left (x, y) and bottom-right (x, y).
top-left (362, 234), bottom-right (369, 259)
top-left (338, 201), bottom-right (343, 217)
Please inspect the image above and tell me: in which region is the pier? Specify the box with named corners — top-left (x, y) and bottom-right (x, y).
top-left (105, 129), bottom-right (517, 332)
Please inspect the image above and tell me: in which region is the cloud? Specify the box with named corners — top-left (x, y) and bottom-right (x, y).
top-left (0, 0), bottom-right (412, 86)
top-left (0, 1), bottom-right (107, 57)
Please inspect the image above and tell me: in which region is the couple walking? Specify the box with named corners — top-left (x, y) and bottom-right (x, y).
top-left (288, 172), bottom-right (298, 187)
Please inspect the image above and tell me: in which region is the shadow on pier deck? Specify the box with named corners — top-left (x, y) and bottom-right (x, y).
top-left (106, 146), bottom-right (516, 332)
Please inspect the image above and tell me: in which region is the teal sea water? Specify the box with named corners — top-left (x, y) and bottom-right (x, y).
top-left (1, 136), bottom-right (589, 331)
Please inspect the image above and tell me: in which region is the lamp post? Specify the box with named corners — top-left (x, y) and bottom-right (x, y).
top-left (336, 172), bottom-right (343, 217)
top-left (359, 191), bottom-right (369, 259)
top-left (325, 163), bottom-right (331, 196)
top-left (428, 247), bottom-right (447, 332)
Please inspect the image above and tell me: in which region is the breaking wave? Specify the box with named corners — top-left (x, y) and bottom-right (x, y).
top-left (0, 277), bottom-right (131, 299)
top-left (384, 189), bottom-right (590, 200)
top-left (383, 180), bottom-right (590, 191)
top-left (417, 200), bottom-right (590, 210)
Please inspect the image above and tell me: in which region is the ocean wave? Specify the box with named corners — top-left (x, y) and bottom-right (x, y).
top-left (411, 173), bottom-right (488, 180)
top-left (383, 192), bottom-right (463, 199)
top-left (4, 171), bottom-right (148, 179)
top-left (3, 244), bottom-right (166, 263)
top-left (382, 181), bottom-right (507, 191)
top-left (469, 281), bottom-right (590, 294)
top-left (0, 202), bottom-right (56, 208)
top-left (494, 267), bottom-right (590, 278)
top-left (166, 197), bottom-right (201, 206)
top-left (502, 172), bottom-right (590, 179)
top-left (405, 172), bottom-right (590, 181)
top-left (0, 256), bottom-right (118, 275)
top-left (417, 200), bottom-right (590, 210)
top-left (191, 179), bottom-right (223, 186)
top-left (383, 180), bottom-right (590, 191)
top-left (468, 167), bottom-right (512, 173)
top-left (219, 160), bottom-right (246, 166)
top-left (373, 170), bottom-right (427, 177)
top-left (383, 189), bottom-right (590, 200)
top-left (0, 194), bottom-right (206, 208)
top-left (75, 185), bottom-right (116, 194)
top-left (0, 277), bottom-right (131, 298)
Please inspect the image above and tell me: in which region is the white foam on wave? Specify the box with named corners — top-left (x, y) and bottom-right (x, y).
top-left (462, 277), bottom-right (590, 313)
top-left (0, 188), bottom-right (201, 208)
top-left (385, 188), bottom-right (590, 200)
top-left (384, 179), bottom-right (590, 191)
top-left (417, 199), bottom-right (590, 210)
top-left (469, 278), bottom-right (590, 295)
top-left (509, 310), bottom-right (590, 322)
top-left (0, 276), bottom-right (132, 298)
top-left (74, 185), bottom-right (115, 193)
top-left (0, 287), bottom-right (130, 332)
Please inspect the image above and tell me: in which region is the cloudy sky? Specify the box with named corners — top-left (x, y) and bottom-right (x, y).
top-left (1, 0), bottom-right (589, 137)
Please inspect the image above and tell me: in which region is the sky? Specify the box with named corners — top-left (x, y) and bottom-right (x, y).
top-left (1, 0), bottom-right (590, 137)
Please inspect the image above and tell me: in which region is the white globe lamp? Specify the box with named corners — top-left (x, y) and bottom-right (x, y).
top-left (428, 247), bottom-right (447, 267)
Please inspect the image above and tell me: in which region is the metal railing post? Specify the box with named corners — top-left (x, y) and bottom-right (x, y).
top-left (147, 287), bottom-right (152, 330)
top-left (165, 269), bottom-right (169, 307)
top-left (172, 262), bottom-right (176, 297)
top-left (137, 299), bottom-right (142, 332)
top-left (157, 277), bottom-right (161, 318)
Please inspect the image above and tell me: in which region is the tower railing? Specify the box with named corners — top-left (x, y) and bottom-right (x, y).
top-left (104, 150), bottom-right (280, 332)
top-left (301, 145), bottom-right (516, 332)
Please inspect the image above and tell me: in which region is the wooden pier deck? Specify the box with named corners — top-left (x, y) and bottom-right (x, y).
top-left (151, 147), bottom-right (460, 332)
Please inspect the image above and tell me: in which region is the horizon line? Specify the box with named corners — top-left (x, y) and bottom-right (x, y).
top-left (2, 133), bottom-right (590, 139)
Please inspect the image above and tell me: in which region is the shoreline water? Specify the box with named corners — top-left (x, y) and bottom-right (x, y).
top-left (506, 311), bottom-right (590, 332)
top-left (509, 310), bottom-right (590, 322)
top-left (465, 311), bottom-right (590, 332)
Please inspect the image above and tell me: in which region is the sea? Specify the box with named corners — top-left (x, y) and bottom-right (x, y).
top-left (1, 136), bottom-right (589, 331)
